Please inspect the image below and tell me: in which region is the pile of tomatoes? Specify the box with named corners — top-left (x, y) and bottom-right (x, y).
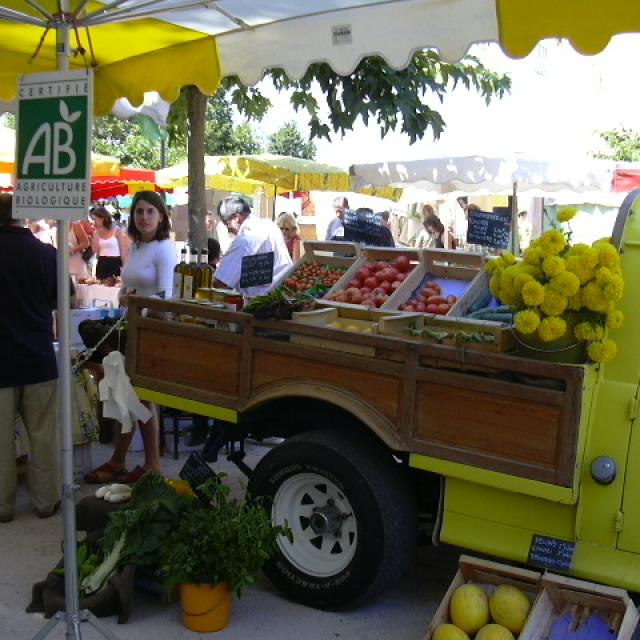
top-left (398, 279), bottom-right (457, 314)
top-left (325, 255), bottom-right (414, 308)
top-left (281, 263), bottom-right (347, 294)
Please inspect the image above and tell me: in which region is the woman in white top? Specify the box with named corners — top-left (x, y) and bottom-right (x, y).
top-left (91, 206), bottom-right (128, 280)
top-left (85, 191), bottom-right (176, 486)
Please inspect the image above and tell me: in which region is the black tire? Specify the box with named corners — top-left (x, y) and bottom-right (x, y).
top-left (248, 429), bottom-right (418, 610)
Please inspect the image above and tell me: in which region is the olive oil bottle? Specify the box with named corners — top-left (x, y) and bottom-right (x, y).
top-left (173, 246), bottom-right (188, 298)
top-left (183, 248), bottom-right (198, 299)
top-left (198, 248), bottom-right (214, 289)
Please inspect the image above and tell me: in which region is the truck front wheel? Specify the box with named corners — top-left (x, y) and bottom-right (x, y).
top-left (248, 429), bottom-right (418, 610)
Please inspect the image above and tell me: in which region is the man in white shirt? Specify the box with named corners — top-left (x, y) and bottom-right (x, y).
top-left (325, 196), bottom-right (349, 240)
top-left (214, 197), bottom-right (292, 297)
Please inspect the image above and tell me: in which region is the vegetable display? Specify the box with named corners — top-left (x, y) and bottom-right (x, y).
top-left (398, 278), bottom-right (458, 314)
top-left (324, 255), bottom-right (414, 307)
top-left (279, 263), bottom-right (347, 297)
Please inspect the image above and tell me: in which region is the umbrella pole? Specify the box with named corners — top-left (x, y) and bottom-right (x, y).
top-left (32, 12), bottom-right (122, 640)
top-left (512, 182), bottom-right (518, 255)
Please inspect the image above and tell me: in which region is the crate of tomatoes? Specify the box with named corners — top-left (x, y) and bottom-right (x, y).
top-left (271, 241), bottom-right (360, 298)
top-left (322, 247), bottom-right (420, 309)
top-left (388, 249), bottom-right (485, 316)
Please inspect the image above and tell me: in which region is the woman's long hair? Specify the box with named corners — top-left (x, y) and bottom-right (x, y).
top-left (127, 191), bottom-right (171, 244)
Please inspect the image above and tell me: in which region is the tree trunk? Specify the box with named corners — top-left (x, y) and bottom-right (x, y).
top-left (187, 85), bottom-right (207, 250)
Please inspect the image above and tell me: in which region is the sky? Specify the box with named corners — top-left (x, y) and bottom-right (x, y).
top-left (253, 34), bottom-right (640, 168)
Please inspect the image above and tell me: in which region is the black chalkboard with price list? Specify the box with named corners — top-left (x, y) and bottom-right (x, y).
top-left (343, 209), bottom-right (386, 245)
top-left (466, 209), bottom-right (512, 249)
top-left (240, 251), bottom-right (274, 288)
top-left (527, 534), bottom-right (575, 571)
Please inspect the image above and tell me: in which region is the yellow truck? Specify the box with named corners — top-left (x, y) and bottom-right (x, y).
top-left (126, 191), bottom-right (640, 609)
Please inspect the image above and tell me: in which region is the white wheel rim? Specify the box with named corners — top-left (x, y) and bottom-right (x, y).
top-left (272, 472), bottom-right (358, 577)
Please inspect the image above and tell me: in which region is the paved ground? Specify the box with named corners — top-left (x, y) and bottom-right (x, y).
top-left (0, 439), bottom-right (461, 639)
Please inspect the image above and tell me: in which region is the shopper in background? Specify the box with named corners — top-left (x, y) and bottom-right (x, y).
top-left (214, 196), bottom-right (292, 296)
top-left (207, 237), bottom-right (221, 267)
top-left (517, 210), bottom-right (533, 254)
top-left (0, 194), bottom-right (62, 522)
top-left (85, 191), bottom-right (176, 485)
top-left (91, 206), bottom-right (129, 280)
top-left (414, 205), bottom-right (438, 249)
top-left (68, 219), bottom-right (90, 280)
top-left (278, 212), bottom-right (302, 261)
top-left (325, 196), bottom-right (349, 240)
top-left (425, 213), bottom-right (456, 249)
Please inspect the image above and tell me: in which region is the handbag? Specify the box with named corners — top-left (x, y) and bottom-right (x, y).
top-left (82, 246), bottom-right (94, 262)
top-left (78, 318), bottom-right (127, 363)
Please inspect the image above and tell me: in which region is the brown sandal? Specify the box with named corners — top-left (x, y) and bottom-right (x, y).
top-left (84, 461), bottom-right (128, 485)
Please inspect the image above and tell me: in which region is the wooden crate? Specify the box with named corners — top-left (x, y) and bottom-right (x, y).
top-left (378, 312), bottom-right (515, 353)
top-left (521, 573), bottom-right (639, 640)
top-left (384, 249), bottom-right (484, 313)
top-left (423, 555), bottom-right (542, 640)
top-left (290, 306), bottom-right (379, 356)
top-left (271, 240), bottom-right (360, 291)
top-left (322, 246), bottom-right (421, 310)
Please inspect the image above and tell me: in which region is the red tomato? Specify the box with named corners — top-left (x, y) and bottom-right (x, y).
top-left (391, 281), bottom-right (403, 290)
top-left (404, 304), bottom-right (416, 312)
top-left (335, 292), bottom-right (348, 302)
top-left (395, 272), bottom-right (406, 283)
top-left (394, 256), bottom-right (411, 273)
top-left (427, 295), bottom-right (446, 305)
top-left (415, 302), bottom-right (426, 312)
top-left (447, 295), bottom-right (457, 305)
top-left (357, 268), bottom-right (372, 281)
top-left (438, 303), bottom-right (451, 314)
top-left (360, 287), bottom-right (372, 295)
top-left (364, 276), bottom-right (379, 290)
top-left (374, 261), bottom-right (388, 272)
top-left (348, 279), bottom-right (362, 289)
top-left (416, 295), bottom-right (426, 303)
top-left (426, 281), bottom-right (441, 292)
top-left (379, 281), bottom-right (392, 294)
top-left (423, 288), bottom-right (437, 298)
top-left (426, 303), bottom-right (440, 314)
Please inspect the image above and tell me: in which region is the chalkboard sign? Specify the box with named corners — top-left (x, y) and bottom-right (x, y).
top-left (180, 451), bottom-right (217, 492)
top-left (240, 251), bottom-right (274, 288)
top-left (527, 534), bottom-right (575, 571)
top-left (343, 209), bottom-right (386, 245)
top-left (467, 209), bottom-right (511, 249)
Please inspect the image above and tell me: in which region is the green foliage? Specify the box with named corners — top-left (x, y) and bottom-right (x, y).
top-left (223, 50), bottom-right (510, 144)
top-left (267, 121), bottom-right (316, 159)
top-left (92, 115), bottom-right (185, 169)
top-left (595, 128), bottom-right (640, 161)
top-left (160, 475), bottom-right (291, 597)
top-left (100, 472), bottom-right (193, 569)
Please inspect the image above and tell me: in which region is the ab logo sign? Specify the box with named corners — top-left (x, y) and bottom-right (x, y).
top-left (14, 70), bottom-right (93, 221)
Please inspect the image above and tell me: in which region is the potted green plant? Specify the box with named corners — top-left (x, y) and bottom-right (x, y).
top-left (160, 475), bottom-right (291, 633)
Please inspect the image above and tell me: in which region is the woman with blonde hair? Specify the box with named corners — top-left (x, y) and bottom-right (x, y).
top-left (278, 212), bottom-right (302, 261)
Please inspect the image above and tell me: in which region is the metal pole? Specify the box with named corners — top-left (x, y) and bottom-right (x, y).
top-left (56, 11), bottom-right (83, 640)
top-left (511, 181), bottom-right (518, 255)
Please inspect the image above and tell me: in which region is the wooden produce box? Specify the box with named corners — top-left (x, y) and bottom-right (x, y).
top-left (378, 312), bottom-right (515, 353)
top-left (290, 306), bottom-right (381, 357)
top-left (385, 249), bottom-right (484, 315)
top-left (271, 240), bottom-right (359, 293)
top-left (321, 246), bottom-right (421, 310)
top-left (423, 555), bottom-right (542, 640)
top-left (521, 573), bottom-right (639, 640)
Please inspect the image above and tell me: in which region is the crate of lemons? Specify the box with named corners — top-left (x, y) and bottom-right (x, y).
top-left (486, 208), bottom-right (623, 364)
top-left (424, 556), bottom-right (541, 640)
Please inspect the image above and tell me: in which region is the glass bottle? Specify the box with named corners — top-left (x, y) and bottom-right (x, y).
top-left (173, 246), bottom-right (188, 298)
top-left (183, 248), bottom-right (198, 300)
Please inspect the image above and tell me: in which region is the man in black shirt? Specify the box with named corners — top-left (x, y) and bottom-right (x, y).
top-left (0, 194), bottom-right (61, 522)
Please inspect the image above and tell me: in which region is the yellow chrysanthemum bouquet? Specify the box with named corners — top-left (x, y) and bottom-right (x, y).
top-left (485, 208), bottom-right (623, 363)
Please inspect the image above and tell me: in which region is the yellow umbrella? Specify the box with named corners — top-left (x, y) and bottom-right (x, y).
top-left (0, 1), bottom-right (638, 116)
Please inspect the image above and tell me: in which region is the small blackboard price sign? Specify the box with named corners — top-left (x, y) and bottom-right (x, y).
top-left (527, 534), bottom-right (575, 572)
top-left (240, 251), bottom-right (274, 288)
top-left (343, 209), bottom-right (385, 245)
top-left (467, 209), bottom-right (511, 249)
top-left (180, 451), bottom-right (217, 493)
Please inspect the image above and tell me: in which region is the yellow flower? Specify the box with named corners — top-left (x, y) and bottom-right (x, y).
top-left (607, 310), bottom-right (624, 330)
top-left (567, 290), bottom-right (583, 311)
top-left (523, 246), bottom-right (546, 267)
top-left (568, 243), bottom-right (590, 257)
top-left (521, 280), bottom-right (545, 306)
top-left (574, 322), bottom-right (604, 342)
top-left (603, 274), bottom-right (624, 302)
top-left (556, 207), bottom-right (577, 222)
top-left (566, 255), bottom-right (595, 285)
top-left (549, 271), bottom-right (581, 297)
top-left (582, 281), bottom-right (609, 312)
top-left (513, 271), bottom-right (534, 292)
top-left (595, 267), bottom-right (613, 287)
top-left (581, 248), bottom-right (599, 270)
top-left (539, 229), bottom-right (566, 255)
top-left (485, 257), bottom-right (504, 275)
top-left (514, 310), bottom-right (540, 335)
top-left (595, 241), bottom-right (620, 269)
top-left (542, 255), bottom-right (566, 277)
top-left (501, 252), bottom-right (516, 265)
top-left (540, 288), bottom-right (568, 316)
top-left (588, 339), bottom-right (617, 363)
top-left (489, 273), bottom-right (502, 298)
top-left (538, 316), bottom-right (567, 342)
top-left (497, 286), bottom-right (522, 307)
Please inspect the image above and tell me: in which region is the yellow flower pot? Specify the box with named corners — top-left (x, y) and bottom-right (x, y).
top-left (180, 582), bottom-right (232, 632)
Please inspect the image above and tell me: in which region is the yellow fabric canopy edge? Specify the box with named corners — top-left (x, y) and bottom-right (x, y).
top-left (498, 0), bottom-right (640, 58)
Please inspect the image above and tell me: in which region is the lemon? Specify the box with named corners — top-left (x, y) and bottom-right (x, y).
top-left (489, 585), bottom-right (531, 633)
top-left (449, 584), bottom-right (490, 634)
top-left (475, 624), bottom-right (515, 640)
top-left (432, 624), bottom-right (470, 640)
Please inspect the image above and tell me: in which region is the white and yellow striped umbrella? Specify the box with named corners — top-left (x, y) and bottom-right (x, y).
top-left (0, 0), bottom-right (638, 115)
